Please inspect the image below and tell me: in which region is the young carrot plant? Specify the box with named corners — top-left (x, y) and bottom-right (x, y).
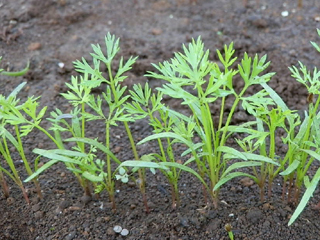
top-left (26, 34), bottom-right (147, 211)
top-left (124, 82), bottom-right (205, 208)
top-left (0, 59), bottom-right (34, 202)
top-left (282, 63), bottom-right (320, 204)
top-left (141, 38), bottom-right (278, 207)
top-left (233, 101), bottom-right (300, 201)
top-left (0, 83), bottom-right (39, 203)
top-left (281, 29), bottom-right (320, 225)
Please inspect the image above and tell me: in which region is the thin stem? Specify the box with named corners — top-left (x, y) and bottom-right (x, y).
top-left (2, 137), bottom-right (20, 182)
top-left (106, 62), bottom-right (147, 211)
top-left (80, 102), bottom-right (86, 151)
top-left (294, 186), bottom-right (301, 205)
top-left (171, 181), bottom-right (180, 209)
top-left (123, 121), bottom-right (147, 196)
top-left (219, 89), bottom-right (245, 147)
top-left (167, 138), bottom-right (180, 208)
top-left (15, 126), bottom-right (33, 175)
top-left (218, 88), bottom-right (226, 131)
top-left (1, 137), bottom-right (30, 203)
top-left (287, 175), bottom-right (294, 203)
top-left (267, 125), bottom-right (276, 198)
top-left (34, 124), bottom-right (61, 149)
top-left (218, 63), bottom-right (230, 132)
top-left (281, 179), bottom-right (287, 201)
top-left (295, 97), bottom-right (320, 195)
top-left (15, 126), bottom-right (42, 198)
top-left (0, 170), bottom-right (9, 198)
top-left (105, 121), bottom-right (114, 209)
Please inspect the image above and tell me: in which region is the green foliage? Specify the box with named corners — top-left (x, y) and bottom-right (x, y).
top-left (2, 29), bottom-right (317, 226)
top-left (25, 33), bottom-right (140, 211)
top-left (0, 60), bottom-right (41, 203)
top-left (145, 37), bottom-right (277, 206)
top-left (282, 28), bottom-right (320, 225)
top-left (0, 57), bottom-right (29, 76)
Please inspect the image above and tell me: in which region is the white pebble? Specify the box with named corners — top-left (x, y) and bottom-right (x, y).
top-left (121, 229), bottom-right (129, 236)
top-left (113, 225), bottom-right (122, 233)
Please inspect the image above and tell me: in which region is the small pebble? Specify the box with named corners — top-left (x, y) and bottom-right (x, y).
top-left (130, 204), bottom-right (136, 210)
top-left (239, 177), bottom-right (254, 187)
top-left (6, 197), bottom-right (15, 205)
top-left (113, 225), bottom-right (122, 233)
top-left (37, 142), bottom-right (44, 149)
top-left (68, 206), bottom-right (81, 211)
top-left (263, 202), bottom-right (271, 210)
top-left (151, 28), bottom-right (162, 35)
top-left (28, 42), bottom-right (42, 51)
top-left (34, 211), bottom-right (44, 219)
top-left (31, 196), bottom-right (40, 204)
top-left (59, 200), bottom-right (71, 210)
top-left (32, 204), bottom-right (41, 212)
top-left (179, 216), bottom-right (189, 227)
top-left (65, 231), bottom-right (76, 240)
top-left (121, 228), bottom-right (129, 236)
top-left (107, 227), bottom-right (115, 235)
top-left (80, 195), bottom-right (92, 205)
top-left (9, 19), bottom-right (18, 25)
top-left (127, 181), bottom-right (136, 187)
top-left (114, 146), bottom-right (121, 153)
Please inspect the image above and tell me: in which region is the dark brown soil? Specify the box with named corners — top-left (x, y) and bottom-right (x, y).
top-left (1, 0), bottom-right (320, 239)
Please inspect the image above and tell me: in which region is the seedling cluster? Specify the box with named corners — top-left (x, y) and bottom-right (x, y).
top-left (2, 30), bottom-right (320, 228)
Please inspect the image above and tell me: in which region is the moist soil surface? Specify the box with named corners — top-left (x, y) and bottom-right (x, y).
top-left (1, 0), bottom-right (320, 239)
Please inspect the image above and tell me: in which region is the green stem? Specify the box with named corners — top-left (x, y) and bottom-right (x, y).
top-left (35, 121), bottom-right (89, 193)
top-left (106, 122), bottom-right (112, 188)
top-left (15, 125), bottom-right (42, 198)
top-left (106, 62), bottom-right (144, 211)
top-left (213, 90), bottom-right (244, 190)
top-left (167, 139), bottom-right (180, 208)
top-left (1, 137), bottom-right (29, 203)
top-left (267, 125), bottom-right (276, 198)
top-left (81, 102), bottom-right (86, 151)
top-left (123, 121), bottom-right (148, 209)
top-left (15, 125), bottom-right (33, 175)
top-left (105, 121), bottom-right (115, 210)
top-left (219, 90), bottom-right (244, 147)
top-left (34, 124), bottom-right (61, 148)
top-left (124, 113), bottom-right (149, 212)
top-left (123, 121), bottom-right (139, 160)
top-left (295, 96), bottom-right (320, 191)
top-left (2, 137), bottom-right (20, 181)
top-left (228, 231), bottom-right (235, 240)
top-left (218, 89), bottom-right (226, 131)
